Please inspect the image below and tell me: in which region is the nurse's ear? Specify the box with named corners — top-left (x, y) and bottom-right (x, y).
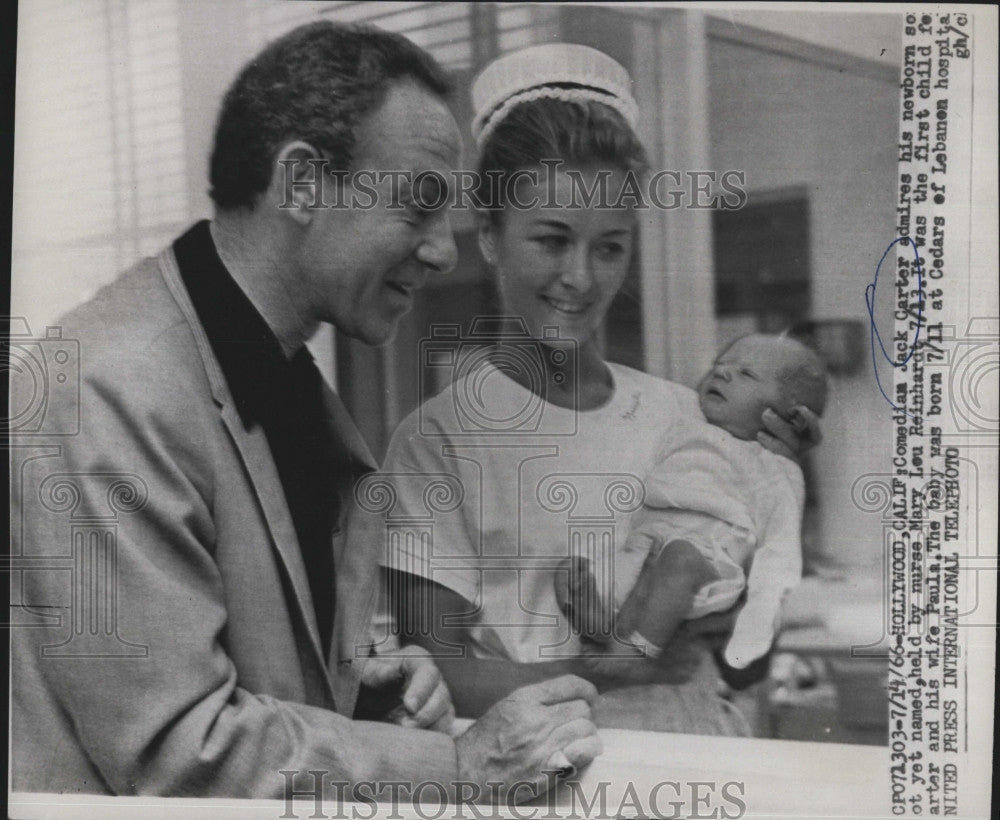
top-left (476, 209), bottom-right (500, 268)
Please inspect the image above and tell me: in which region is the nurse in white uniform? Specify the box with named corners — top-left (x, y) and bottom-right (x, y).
top-left (364, 43), bottom-right (817, 735)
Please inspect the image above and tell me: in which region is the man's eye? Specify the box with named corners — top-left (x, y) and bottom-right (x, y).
top-left (398, 199), bottom-right (428, 224)
top-left (415, 175), bottom-right (447, 210)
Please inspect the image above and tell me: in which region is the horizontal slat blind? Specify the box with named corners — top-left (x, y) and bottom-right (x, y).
top-left (496, 3), bottom-right (560, 54)
top-left (250, 2), bottom-right (562, 69)
top-left (253, 2), bottom-right (474, 69)
top-left (13, 0), bottom-right (187, 322)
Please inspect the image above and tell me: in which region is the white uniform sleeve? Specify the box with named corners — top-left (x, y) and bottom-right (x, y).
top-left (723, 462), bottom-right (805, 668)
top-left (356, 409), bottom-right (482, 606)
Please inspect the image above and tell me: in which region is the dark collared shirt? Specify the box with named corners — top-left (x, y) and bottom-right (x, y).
top-left (174, 220), bottom-right (338, 655)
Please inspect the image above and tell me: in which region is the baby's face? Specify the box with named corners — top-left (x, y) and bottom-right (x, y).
top-left (697, 335), bottom-right (801, 440)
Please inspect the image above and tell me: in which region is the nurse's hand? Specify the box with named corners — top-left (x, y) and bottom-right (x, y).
top-left (360, 645), bottom-right (455, 732)
top-left (758, 405), bottom-right (822, 461)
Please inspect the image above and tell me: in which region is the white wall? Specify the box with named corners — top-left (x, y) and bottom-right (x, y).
top-left (712, 8), bottom-right (900, 67)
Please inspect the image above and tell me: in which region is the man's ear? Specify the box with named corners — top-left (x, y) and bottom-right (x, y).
top-left (476, 210), bottom-right (499, 267)
top-left (268, 140), bottom-right (325, 225)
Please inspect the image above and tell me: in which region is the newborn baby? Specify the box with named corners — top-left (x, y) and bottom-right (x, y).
top-left (556, 333), bottom-right (828, 671)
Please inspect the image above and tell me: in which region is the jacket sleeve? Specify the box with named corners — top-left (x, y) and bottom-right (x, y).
top-left (14, 344), bottom-right (459, 798)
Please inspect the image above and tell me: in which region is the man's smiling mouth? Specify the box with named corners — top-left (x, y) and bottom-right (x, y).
top-left (386, 281), bottom-right (415, 297)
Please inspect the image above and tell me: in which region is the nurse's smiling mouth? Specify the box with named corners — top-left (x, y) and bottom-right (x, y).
top-left (542, 295), bottom-right (590, 315)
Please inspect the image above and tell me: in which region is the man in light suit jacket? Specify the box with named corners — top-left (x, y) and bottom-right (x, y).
top-left (10, 22), bottom-right (600, 803)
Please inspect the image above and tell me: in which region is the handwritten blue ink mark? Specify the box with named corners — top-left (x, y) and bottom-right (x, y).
top-left (865, 236), bottom-right (924, 414)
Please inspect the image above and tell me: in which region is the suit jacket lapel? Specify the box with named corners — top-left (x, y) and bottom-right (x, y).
top-left (319, 381), bottom-right (381, 718)
top-left (156, 247), bottom-right (336, 706)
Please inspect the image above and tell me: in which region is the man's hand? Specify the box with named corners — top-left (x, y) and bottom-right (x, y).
top-left (758, 405), bottom-right (822, 461)
top-left (454, 675), bottom-right (602, 803)
top-left (360, 645), bottom-right (455, 732)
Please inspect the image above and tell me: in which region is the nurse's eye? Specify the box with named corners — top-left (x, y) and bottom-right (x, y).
top-left (594, 241), bottom-right (626, 261)
top-left (533, 235), bottom-right (569, 252)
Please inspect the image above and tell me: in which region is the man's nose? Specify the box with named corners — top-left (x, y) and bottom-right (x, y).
top-left (417, 212), bottom-right (458, 276)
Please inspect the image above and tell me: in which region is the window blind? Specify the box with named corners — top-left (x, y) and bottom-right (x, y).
top-left (13, 0), bottom-right (186, 322)
top-left (249, 2), bottom-right (561, 68)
